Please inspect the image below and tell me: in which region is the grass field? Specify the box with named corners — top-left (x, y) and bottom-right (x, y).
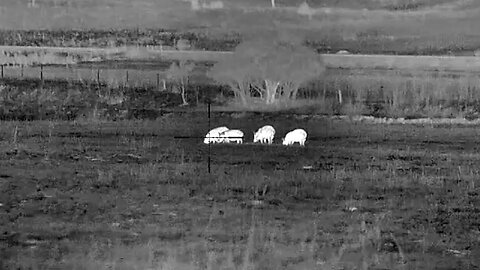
top-left (3, 63), bottom-right (480, 121)
top-left (1, 113), bottom-right (480, 269)
top-left (2, 2), bottom-right (480, 268)
top-left (1, 0), bottom-right (480, 55)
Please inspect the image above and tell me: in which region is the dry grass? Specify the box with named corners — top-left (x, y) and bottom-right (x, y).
top-left (2, 116), bottom-right (480, 269)
top-left (7, 212), bottom-right (407, 270)
top-left (0, 45), bottom-right (124, 65)
top-left (1, 0), bottom-right (480, 56)
top-left (2, 67), bottom-right (480, 120)
top-left (213, 98), bottom-right (332, 113)
top-left (316, 71), bottom-right (480, 118)
top-left (210, 69), bottom-right (480, 119)
top-left (322, 54), bottom-right (480, 72)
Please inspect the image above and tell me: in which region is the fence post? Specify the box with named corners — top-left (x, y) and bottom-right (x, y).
top-left (97, 69), bottom-right (100, 84)
top-left (126, 70), bottom-right (129, 83)
top-left (196, 85), bottom-right (199, 105)
top-left (1, 65), bottom-right (3, 78)
top-left (40, 64), bottom-right (43, 81)
top-left (156, 73), bottom-right (160, 90)
top-left (207, 102), bottom-right (211, 174)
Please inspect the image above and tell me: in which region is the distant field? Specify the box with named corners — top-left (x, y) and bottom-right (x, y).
top-left (0, 0), bottom-right (467, 31)
top-left (1, 0), bottom-right (480, 55)
top-left (2, 46), bottom-right (480, 73)
top-left (156, 49), bottom-right (480, 72)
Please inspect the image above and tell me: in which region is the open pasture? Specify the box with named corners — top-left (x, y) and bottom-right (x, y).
top-left (3, 46), bottom-right (480, 72)
top-left (1, 113), bottom-right (480, 269)
top-left (1, 56), bottom-right (480, 91)
top-left (1, 1), bottom-right (480, 55)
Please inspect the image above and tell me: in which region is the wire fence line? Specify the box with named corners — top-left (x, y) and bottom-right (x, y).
top-left (0, 64), bottom-right (174, 89)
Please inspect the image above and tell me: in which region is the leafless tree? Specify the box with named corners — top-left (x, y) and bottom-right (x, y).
top-left (166, 60), bottom-right (195, 106)
top-left (208, 36), bottom-right (325, 105)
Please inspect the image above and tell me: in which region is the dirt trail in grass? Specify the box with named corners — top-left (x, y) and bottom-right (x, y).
top-left (1, 113), bottom-right (480, 269)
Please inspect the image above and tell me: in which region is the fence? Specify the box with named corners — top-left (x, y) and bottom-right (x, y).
top-left (2, 57), bottom-right (480, 98)
top-left (0, 64), bottom-right (180, 89)
top-left (0, 61), bottom-right (213, 89)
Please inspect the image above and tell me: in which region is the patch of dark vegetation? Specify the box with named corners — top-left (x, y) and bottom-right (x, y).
top-left (0, 29), bottom-right (242, 51)
top-left (311, 33), bottom-right (480, 56)
top-left (0, 78), bottom-right (232, 121)
top-left (3, 68), bottom-right (480, 120)
top-left (1, 27), bottom-right (479, 56)
top-left (386, 154), bottom-right (422, 161)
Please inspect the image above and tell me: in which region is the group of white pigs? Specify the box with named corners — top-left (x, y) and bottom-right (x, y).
top-left (203, 125), bottom-right (308, 146)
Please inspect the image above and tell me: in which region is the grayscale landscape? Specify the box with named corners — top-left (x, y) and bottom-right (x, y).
top-left (1, 0), bottom-right (480, 269)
